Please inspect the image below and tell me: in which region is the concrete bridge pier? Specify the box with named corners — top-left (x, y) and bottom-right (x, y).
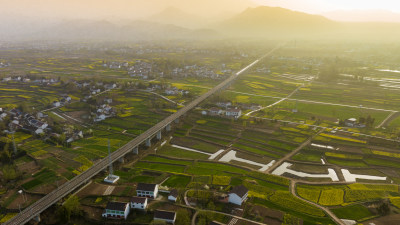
top-left (146, 138), bottom-right (151, 147)
top-left (166, 124), bottom-right (171, 132)
top-left (133, 146), bottom-right (138, 155)
top-left (174, 118), bottom-right (179, 124)
top-left (156, 131), bottom-right (162, 140)
top-left (119, 157), bottom-right (124, 163)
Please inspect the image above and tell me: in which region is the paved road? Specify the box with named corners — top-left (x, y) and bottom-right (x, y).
top-left (250, 116), bottom-right (400, 143)
top-left (147, 91), bottom-right (183, 106)
top-left (4, 45), bottom-right (282, 225)
top-left (245, 84), bottom-right (305, 116)
top-left (290, 181), bottom-right (345, 225)
top-left (376, 111), bottom-right (400, 128)
top-left (229, 90), bottom-right (398, 113)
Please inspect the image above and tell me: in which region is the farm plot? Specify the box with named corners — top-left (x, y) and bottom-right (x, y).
top-left (162, 175), bottom-right (191, 188)
top-left (259, 100), bottom-right (390, 127)
top-left (269, 191), bottom-right (326, 217)
top-left (235, 139), bottom-right (290, 155)
top-left (331, 204), bottom-right (374, 221)
top-left (21, 168), bottom-right (59, 191)
top-left (135, 162), bottom-right (186, 174)
top-left (171, 137), bottom-right (221, 153)
top-left (241, 129), bottom-right (299, 148)
top-left (292, 81), bottom-right (400, 110)
top-left (230, 73), bottom-right (300, 98)
top-left (297, 183), bottom-right (399, 206)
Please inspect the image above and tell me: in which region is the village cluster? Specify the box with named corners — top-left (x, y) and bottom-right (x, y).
top-left (202, 101), bottom-right (261, 119)
top-left (104, 59), bottom-right (231, 80)
top-left (0, 61), bottom-right (10, 68)
top-left (101, 182), bottom-right (248, 224)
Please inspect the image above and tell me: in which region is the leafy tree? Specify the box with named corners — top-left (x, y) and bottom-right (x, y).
top-left (57, 195), bottom-right (82, 222)
top-left (1, 164), bottom-right (20, 181)
top-left (175, 209), bottom-right (191, 225)
top-left (207, 200), bottom-right (216, 210)
top-left (377, 202), bottom-right (390, 216)
top-left (282, 214), bottom-right (300, 225)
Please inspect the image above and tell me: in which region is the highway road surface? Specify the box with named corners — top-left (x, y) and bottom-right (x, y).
top-left (4, 45), bottom-right (282, 225)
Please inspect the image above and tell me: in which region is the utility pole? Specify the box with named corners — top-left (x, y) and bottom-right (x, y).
top-left (11, 131), bottom-right (17, 155)
top-left (107, 139), bottom-right (113, 178)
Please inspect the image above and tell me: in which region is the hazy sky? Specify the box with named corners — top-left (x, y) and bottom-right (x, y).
top-left (0, 0), bottom-right (255, 20)
top-left (1, 0), bottom-right (400, 22)
top-left (255, 0), bottom-right (400, 13)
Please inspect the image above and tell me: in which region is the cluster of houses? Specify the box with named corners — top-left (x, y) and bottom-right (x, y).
top-left (202, 101), bottom-right (243, 119)
top-left (128, 60), bottom-right (153, 80)
top-left (344, 118), bottom-right (366, 128)
top-left (202, 101), bottom-right (262, 119)
top-left (74, 81), bottom-right (117, 102)
top-left (171, 64), bottom-right (223, 79)
top-left (3, 108), bottom-right (49, 135)
top-left (103, 61), bottom-right (129, 69)
top-left (255, 66), bottom-right (271, 74)
top-left (0, 62), bottom-right (10, 68)
top-left (101, 182), bottom-right (248, 224)
top-left (74, 80), bottom-right (117, 91)
top-left (94, 98), bottom-right (115, 122)
top-left (102, 183), bottom-right (177, 223)
top-left (52, 95), bottom-right (72, 107)
top-left (165, 86), bottom-right (190, 96)
top-left (2, 76), bottom-right (59, 85)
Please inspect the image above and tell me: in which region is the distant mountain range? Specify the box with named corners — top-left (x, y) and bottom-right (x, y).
top-left (2, 6), bottom-right (400, 42)
top-left (148, 7), bottom-right (207, 29)
top-left (218, 6), bottom-right (336, 37)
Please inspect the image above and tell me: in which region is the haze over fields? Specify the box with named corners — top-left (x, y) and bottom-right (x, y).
top-left (2, 0), bottom-right (400, 41)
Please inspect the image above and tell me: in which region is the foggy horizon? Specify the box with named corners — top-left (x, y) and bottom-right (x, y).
top-left (2, 0), bottom-right (400, 23)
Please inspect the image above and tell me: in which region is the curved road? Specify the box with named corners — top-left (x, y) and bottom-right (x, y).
top-left (290, 181), bottom-right (345, 225)
top-left (4, 45), bottom-right (282, 225)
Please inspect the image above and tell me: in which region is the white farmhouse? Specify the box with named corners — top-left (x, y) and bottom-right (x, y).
top-left (136, 183), bottom-right (159, 198)
top-left (94, 114), bottom-right (106, 122)
top-left (168, 189), bottom-right (178, 202)
top-left (130, 196), bottom-right (148, 210)
top-left (225, 108), bottom-right (242, 119)
top-left (154, 210), bottom-right (176, 224)
top-left (102, 202), bottom-right (130, 220)
top-left (53, 101), bottom-right (61, 107)
top-left (165, 89), bottom-right (177, 95)
top-left (228, 185), bottom-right (248, 206)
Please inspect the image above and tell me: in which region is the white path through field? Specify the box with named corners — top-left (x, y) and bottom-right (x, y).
top-left (171, 144), bottom-right (212, 155)
top-left (219, 150), bottom-right (275, 172)
top-left (103, 186), bottom-right (115, 195)
top-left (272, 162), bottom-right (339, 181)
top-left (341, 169), bottom-right (386, 182)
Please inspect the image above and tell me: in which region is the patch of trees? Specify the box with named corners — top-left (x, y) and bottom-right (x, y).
top-left (57, 195), bottom-right (83, 222)
top-left (359, 115), bottom-right (375, 128)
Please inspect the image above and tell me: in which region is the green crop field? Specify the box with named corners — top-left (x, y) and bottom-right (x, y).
top-left (331, 204), bottom-right (373, 221)
top-left (318, 189), bottom-right (344, 206)
top-left (157, 145), bottom-right (210, 159)
top-left (162, 175), bottom-right (191, 188)
top-left (297, 187), bottom-right (320, 203)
